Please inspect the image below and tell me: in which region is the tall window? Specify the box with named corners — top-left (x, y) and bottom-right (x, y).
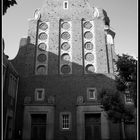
top-left (3, 65), bottom-right (6, 87)
top-left (125, 82), bottom-right (133, 103)
top-left (60, 112), bottom-right (71, 130)
top-left (8, 74), bottom-right (17, 98)
top-left (125, 89), bottom-right (133, 103)
top-left (63, 1), bottom-right (68, 9)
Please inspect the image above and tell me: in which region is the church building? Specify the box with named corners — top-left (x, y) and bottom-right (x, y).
top-left (5, 0), bottom-right (132, 140)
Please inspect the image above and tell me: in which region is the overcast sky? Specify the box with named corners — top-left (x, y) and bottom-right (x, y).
top-left (2, 0), bottom-right (138, 60)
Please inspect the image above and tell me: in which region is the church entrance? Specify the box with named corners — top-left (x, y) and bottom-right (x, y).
top-left (31, 114), bottom-right (46, 140)
top-left (85, 113), bottom-right (101, 140)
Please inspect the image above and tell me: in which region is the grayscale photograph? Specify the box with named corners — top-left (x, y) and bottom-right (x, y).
top-left (2, 0), bottom-right (138, 140)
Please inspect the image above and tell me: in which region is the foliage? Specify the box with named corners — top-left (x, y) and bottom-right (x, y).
top-left (100, 89), bottom-right (134, 122)
top-left (115, 54), bottom-right (137, 107)
top-left (101, 54), bottom-right (137, 122)
top-left (3, 0), bottom-right (17, 15)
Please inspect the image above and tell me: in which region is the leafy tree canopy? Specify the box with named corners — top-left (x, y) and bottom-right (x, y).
top-left (3, 0), bottom-right (17, 15)
top-left (100, 89), bottom-right (134, 122)
top-left (115, 54), bottom-right (137, 107)
top-left (100, 54), bottom-right (137, 122)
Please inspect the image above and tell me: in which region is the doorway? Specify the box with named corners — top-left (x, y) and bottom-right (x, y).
top-left (31, 114), bottom-right (46, 140)
top-left (6, 116), bottom-right (13, 140)
top-left (85, 113), bottom-right (101, 140)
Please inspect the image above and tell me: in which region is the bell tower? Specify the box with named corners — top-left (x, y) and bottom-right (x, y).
top-left (27, 0), bottom-right (115, 75)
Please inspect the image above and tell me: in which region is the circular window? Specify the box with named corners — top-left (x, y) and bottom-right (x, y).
top-left (38, 32), bottom-right (48, 40)
top-left (37, 54), bottom-right (47, 62)
top-left (37, 65), bottom-right (46, 74)
top-left (61, 65), bottom-right (71, 74)
top-left (84, 42), bottom-right (94, 50)
top-left (61, 42), bottom-right (70, 51)
top-left (38, 43), bottom-right (47, 51)
top-left (84, 21), bottom-right (92, 29)
top-left (61, 53), bottom-right (70, 62)
top-left (39, 23), bottom-right (48, 31)
top-left (61, 32), bottom-right (70, 40)
top-left (86, 64), bottom-right (95, 73)
top-left (85, 53), bottom-right (94, 61)
top-left (61, 22), bottom-right (70, 30)
top-left (84, 31), bottom-right (93, 40)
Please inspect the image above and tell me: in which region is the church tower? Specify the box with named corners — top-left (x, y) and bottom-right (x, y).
top-left (26, 0), bottom-right (116, 76)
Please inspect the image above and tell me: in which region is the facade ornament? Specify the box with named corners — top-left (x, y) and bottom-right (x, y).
top-left (77, 96), bottom-right (84, 105)
top-left (34, 9), bottom-right (41, 20)
top-left (93, 7), bottom-right (99, 18)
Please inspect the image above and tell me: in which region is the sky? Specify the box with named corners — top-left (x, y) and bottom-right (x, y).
top-left (2, 0), bottom-right (138, 60)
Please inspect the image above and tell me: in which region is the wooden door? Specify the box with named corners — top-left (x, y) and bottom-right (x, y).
top-left (31, 114), bottom-right (46, 140)
top-left (85, 114), bottom-right (101, 140)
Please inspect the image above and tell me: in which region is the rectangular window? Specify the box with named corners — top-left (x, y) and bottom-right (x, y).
top-left (60, 112), bottom-right (71, 130)
top-left (125, 83), bottom-right (133, 103)
top-left (125, 90), bottom-right (133, 103)
top-left (62, 114), bottom-right (69, 129)
top-left (35, 88), bottom-right (45, 101)
top-left (87, 88), bottom-right (97, 100)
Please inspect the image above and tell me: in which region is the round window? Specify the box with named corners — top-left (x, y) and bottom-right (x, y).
top-left (61, 42), bottom-right (70, 51)
top-left (37, 54), bottom-right (47, 62)
top-left (38, 43), bottom-right (47, 51)
top-left (38, 32), bottom-right (48, 40)
top-left (61, 53), bottom-right (70, 62)
top-left (84, 42), bottom-right (93, 50)
top-left (85, 53), bottom-right (94, 62)
top-left (61, 65), bottom-right (71, 74)
top-left (61, 22), bottom-right (70, 30)
top-left (84, 31), bottom-right (93, 40)
top-left (84, 21), bottom-right (92, 29)
top-left (86, 64), bottom-right (95, 73)
top-left (39, 23), bottom-right (48, 31)
top-left (61, 32), bottom-right (70, 40)
top-left (37, 65), bottom-right (46, 74)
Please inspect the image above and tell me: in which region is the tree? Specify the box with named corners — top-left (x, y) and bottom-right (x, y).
top-left (115, 54), bottom-right (137, 107)
top-left (100, 54), bottom-right (137, 122)
top-left (3, 0), bottom-right (17, 15)
top-left (100, 89), bottom-right (134, 122)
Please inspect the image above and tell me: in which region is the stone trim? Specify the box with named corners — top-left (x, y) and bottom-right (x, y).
top-left (60, 112), bottom-right (72, 131)
top-left (22, 105), bottom-right (54, 140)
top-left (76, 105), bottom-right (110, 140)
